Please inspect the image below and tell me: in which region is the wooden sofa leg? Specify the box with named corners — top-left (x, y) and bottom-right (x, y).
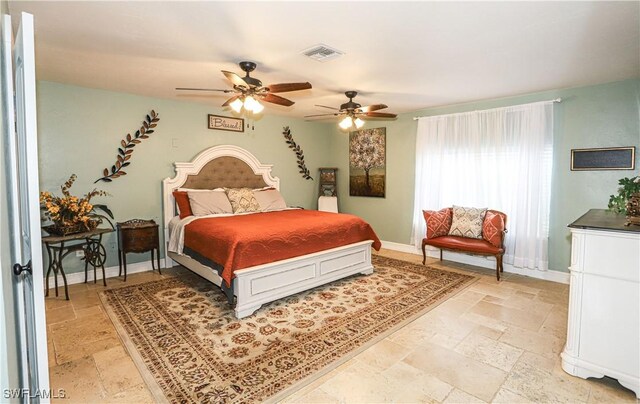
top-left (496, 255), bottom-right (503, 281)
top-left (421, 240), bottom-right (427, 265)
top-left (439, 249), bottom-right (443, 261)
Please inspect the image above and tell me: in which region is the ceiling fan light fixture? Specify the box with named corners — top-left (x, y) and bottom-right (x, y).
top-left (354, 117), bottom-right (365, 129)
top-left (339, 116), bottom-right (353, 130)
top-left (244, 95), bottom-right (257, 110)
top-left (230, 98), bottom-right (244, 113)
top-left (251, 100), bottom-right (264, 114)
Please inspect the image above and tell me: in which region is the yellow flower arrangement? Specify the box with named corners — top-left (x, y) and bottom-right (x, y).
top-left (40, 174), bottom-right (114, 232)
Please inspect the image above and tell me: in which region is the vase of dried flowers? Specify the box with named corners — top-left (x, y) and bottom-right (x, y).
top-left (40, 174), bottom-right (114, 236)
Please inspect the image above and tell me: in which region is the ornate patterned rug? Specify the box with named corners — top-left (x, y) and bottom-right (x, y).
top-left (100, 255), bottom-right (477, 403)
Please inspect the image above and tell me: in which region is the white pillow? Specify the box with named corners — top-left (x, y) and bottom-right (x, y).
top-left (252, 188), bottom-right (287, 211)
top-left (187, 190), bottom-right (233, 216)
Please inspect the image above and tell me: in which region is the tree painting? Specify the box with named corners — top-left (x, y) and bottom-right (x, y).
top-left (349, 127), bottom-right (386, 197)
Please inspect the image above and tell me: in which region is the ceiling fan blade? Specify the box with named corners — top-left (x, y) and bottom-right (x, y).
top-left (357, 104), bottom-right (388, 113)
top-left (315, 104), bottom-right (340, 110)
top-left (267, 82), bottom-right (312, 93)
top-left (176, 87), bottom-right (234, 93)
top-left (365, 112), bottom-right (397, 119)
top-left (261, 93), bottom-right (295, 107)
top-left (304, 113), bottom-right (339, 118)
top-left (222, 95), bottom-right (240, 107)
top-left (222, 70), bottom-right (249, 88)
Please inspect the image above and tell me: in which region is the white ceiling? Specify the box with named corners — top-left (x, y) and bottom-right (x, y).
top-left (8, 1), bottom-right (640, 119)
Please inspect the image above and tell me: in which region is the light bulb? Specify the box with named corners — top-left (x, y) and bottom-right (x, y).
top-left (354, 117), bottom-right (365, 129)
top-left (230, 98), bottom-right (244, 113)
top-left (251, 100), bottom-right (264, 114)
top-left (244, 96), bottom-right (257, 111)
top-left (339, 116), bottom-right (353, 130)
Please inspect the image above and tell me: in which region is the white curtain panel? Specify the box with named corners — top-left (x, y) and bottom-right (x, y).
top-left (411, 101), bottom-right (554, 271)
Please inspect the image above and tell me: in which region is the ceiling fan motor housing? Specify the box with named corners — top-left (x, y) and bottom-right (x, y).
top-left (341, 90), bottom-right (361, 111)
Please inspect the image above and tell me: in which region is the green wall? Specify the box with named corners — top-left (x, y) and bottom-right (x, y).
top-left (36, 81), bottom-right (332, 274)
top-left (329, 79), bottom-right (640, 272)
top-left (37, 79), bottom-right (639, 275)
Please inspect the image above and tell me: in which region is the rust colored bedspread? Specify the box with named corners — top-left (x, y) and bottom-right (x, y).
top-left (184, 209), bottom-right (381, 287)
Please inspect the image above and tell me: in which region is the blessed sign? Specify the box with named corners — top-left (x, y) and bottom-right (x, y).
top-left (207, 114), bottom-right (244, 132)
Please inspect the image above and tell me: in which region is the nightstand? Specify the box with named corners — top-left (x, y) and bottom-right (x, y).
top-left (117, 219), bottom-right (161, 281)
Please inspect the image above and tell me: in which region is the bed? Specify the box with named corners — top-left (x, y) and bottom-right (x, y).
top-left (162, 144), bottom-right (380, 318)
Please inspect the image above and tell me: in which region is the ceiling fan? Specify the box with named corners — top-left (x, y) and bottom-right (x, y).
top-left (176, 61), bottom-right (312, 114)
top-left (305, 91), bottom-right (397, 130)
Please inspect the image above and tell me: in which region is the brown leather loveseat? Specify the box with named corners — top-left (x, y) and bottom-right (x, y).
top-left (421, 207), bottom-right (507, 280)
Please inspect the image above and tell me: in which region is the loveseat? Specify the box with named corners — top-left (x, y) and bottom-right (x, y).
top-left (421, 206), bottom-right (507, 280)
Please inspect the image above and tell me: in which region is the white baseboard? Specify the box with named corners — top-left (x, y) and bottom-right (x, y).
top-left (46, 260), bottom-right (157, 287)
top-left (380, 240), bottom-right (569, 284)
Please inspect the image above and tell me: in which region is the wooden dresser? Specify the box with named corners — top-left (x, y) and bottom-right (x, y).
top-left (562, 209), bottom-right (639, 398)
top-left (117, 219), bottom-right (161, 281)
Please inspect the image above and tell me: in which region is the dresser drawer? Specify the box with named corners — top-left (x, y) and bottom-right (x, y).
top-left (119, 225), bottom-right (159, 253)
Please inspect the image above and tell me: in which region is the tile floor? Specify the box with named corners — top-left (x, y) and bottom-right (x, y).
top-left (44, 249), bottom-right (639, 403)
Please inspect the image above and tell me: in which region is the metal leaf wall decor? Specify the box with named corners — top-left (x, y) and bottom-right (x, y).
top-left (282, 126), bottom-right (313, 180)
top-left (94, 110), bottom-right (160, 183)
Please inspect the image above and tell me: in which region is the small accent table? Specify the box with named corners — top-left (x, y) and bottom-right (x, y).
top-left (42, 228), bottom-right (113, 300)
top-left (117, 219), bottom-right (161, 281)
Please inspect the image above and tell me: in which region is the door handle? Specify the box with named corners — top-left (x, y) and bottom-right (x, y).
top-left (13, 260), bottom-right (32, 276)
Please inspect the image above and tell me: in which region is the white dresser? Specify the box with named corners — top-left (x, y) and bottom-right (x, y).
top-left (562, 209), bottom-right (640, 397)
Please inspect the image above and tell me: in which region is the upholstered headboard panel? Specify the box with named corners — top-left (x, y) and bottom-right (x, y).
top-left (181, 157), bottom-right (268, 189)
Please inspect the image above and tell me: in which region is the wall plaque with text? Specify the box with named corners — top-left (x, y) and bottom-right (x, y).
top-left (207, 114), bottom-right (244, 132)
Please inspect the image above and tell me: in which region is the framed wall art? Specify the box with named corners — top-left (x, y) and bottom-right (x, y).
top-left (349, 127), bottom-right (386, 197)
top-left (208, 114), bottom-right (244, 132)
top-left (570, 146), bottom-right (635, 171)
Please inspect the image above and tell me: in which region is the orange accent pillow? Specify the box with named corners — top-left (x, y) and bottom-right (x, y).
top-left (173, 191), bottom-right (193, 219)
top-left (423, 208), bottom-right (453, 239)
top-left (482, 211), bottom-right (505, 248)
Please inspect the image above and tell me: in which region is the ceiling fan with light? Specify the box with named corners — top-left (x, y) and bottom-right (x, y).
top-left (176, 61), bottom-right (312, 114)
top-left (305, 91), bottom-right (397, 130)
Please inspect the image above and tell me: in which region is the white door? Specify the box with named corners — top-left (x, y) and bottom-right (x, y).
top-left (1, 12), bottom-right (50, 402)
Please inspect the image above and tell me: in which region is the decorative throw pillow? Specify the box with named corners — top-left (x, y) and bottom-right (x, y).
top-left (483, 210), bottom-right (505, 248)
top-left (423, 208), bottom-right (452, 239)
top-left (448, 206), bottom-right (487, 239)
top-left (187, 190), bottom-right (233, 216)
top-left (252, 188), bottom-right (287, 211)
top-left (224, 188), bottom-right (261, 214)
top-left (173, 191), bottom-right (193, 219)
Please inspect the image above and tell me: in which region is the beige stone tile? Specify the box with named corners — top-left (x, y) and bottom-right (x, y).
top-left (387, 321), bottom-right (436, 349)
top-left (411, 313), bottom-right (478, 341)
top-left (104, 383), bottom-right (155, 404)
top-left (460, 311), bottom-right (509, 334)
top-left (93, 346), bottom-right (144, 396)
top-left (516, 351), bottom-right (556, 373)
top-left (283, 387), bottom-right (340, 403)
top-left (49, 356), bottom-right (107, 403)
top-left (467, 281), bottom-right (516, 300)
top-left (318, 359), bottom-right (435, 403)
top-left (403, 342), bottom-right (507, 402)
top-left (75, 304), bottom-right (104, 319)
top-left (473, 324), bottom-right (504, 340)
top-left (45, 296), bottom-right (73, 311)
top-left (356, 339), bottom-right (411, 371)
top-left (503, 358), bottom-right (590, 403)
top-left (382, 361), bottom-right (454, 402)
top-left (69, 290), bottom-right (102, 310)
top-left (429, 333), bottom-right (463, 350)
top-left (46, 305), bottom-right (76, 324)
top-left (443, 388), bottom-right (486, 403)
top-left (469, 301), bottom-right (547, 331)
top-left (539, 307), bottom-right (568, 339)
top-left (51, 311), bottom-right (121, 364)
top-left (492, 387), bottom-right (533, 403)
top-left (455, 333), bottom-right (524, 372)
top-left (499, 325), bottom-right (564, 359)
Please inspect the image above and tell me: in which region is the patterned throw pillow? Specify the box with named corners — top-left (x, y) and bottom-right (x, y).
top-left (423, 208), bottom-right (453, 239)
top-left (448, 206), bottom-right (487, 239)
top-left (224, 188), bottom-right (261, 214)
top-left (483, 210), bottom-right (505, 247)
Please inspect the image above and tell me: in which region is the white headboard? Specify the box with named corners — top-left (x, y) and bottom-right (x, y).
top-left (162, 145), bottom-right (280, 261)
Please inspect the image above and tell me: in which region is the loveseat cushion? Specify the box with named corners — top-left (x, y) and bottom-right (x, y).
top-left (423, 208), bottom-right (453, 239)
top-left (483, 210), bottom-right (505, 248)
top-left (448, 206), bottom-right (487, 239)
top-left (424, 236), bottom-right (503, 255)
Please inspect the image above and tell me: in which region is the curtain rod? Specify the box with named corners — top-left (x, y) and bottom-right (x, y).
top-left (412, 98), bottom-right (562, 121)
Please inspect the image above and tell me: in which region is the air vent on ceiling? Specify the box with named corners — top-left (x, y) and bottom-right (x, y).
top-left (301, 44), bottom-right (344, 62)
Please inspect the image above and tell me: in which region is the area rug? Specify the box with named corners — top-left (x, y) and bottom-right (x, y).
top-left (100, 255), bottom-right (477, 403)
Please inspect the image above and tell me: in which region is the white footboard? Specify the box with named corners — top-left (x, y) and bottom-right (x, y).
top-left (234, 241), bottom-right (374, 318)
